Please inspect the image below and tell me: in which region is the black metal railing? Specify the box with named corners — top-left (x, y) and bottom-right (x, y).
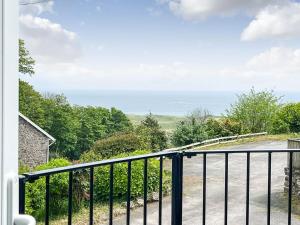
top-left (19, 149), bottom-right (300, 225)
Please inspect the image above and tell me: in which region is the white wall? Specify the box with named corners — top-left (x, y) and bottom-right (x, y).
top-left (0, 0), bottom-right (19, 224)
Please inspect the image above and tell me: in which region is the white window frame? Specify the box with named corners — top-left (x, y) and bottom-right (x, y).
top-left (0, 0), bottom-right (19, 224)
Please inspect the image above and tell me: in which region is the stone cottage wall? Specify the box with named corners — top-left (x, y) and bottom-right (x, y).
top-left (19, 117), bottom-right (49, 168)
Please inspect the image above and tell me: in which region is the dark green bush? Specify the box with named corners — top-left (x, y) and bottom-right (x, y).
top-left (80, 150), bottom-right (171, 202)
top-left (171, 120), bottom-right (208, 146)
top-left (23, 158), bottom-right (71, 220)
top-left (93, 150), bottom-right (169, 201)
top-left (271, 103), bottom-right (300, 134)
top-left (92, 132), bottom-right (149, 158)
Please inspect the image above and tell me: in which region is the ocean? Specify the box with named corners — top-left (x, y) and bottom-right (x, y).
top-left (63, 90), bottom-right (300, 116)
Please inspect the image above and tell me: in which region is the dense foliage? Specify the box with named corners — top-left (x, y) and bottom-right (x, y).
top-left (92, 132), bottom-right (148, 158)
top-left (19, 80), bottom-right (133, 159)
top-left (24, 159), bottom-right (71, 220)
top-left (136, 113), bottom-right (168, 151)
top-left (171, 110), bottom-right (209, 146)
top-left (205, 118), bottom-right (241, 138)
top-left (272, 103), bottom-right (300, 134)
top-left (81, 150), bottom-right (170, 201)
top-left (226, 88), bottom-right (280, 133)
top-left (23, 151), bottom-right (170, 221)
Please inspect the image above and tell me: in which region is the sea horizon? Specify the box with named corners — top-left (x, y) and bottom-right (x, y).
top-left (61, 90), bottom-right (300, 116)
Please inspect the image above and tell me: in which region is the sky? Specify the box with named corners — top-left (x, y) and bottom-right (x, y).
top-left (19, 0), bottom-right (300, 92)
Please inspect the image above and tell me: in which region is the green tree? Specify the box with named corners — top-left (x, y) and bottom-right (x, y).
top-left (136, 113), bottom-right (168, 151)
top-left (75, 106), bottom-right (111, 156)
top-left (226, 88), bottom-right (280, 133)
top-left (43, 95), bottom-right (80, 159)
top-left (19, 39), bottom-right (35, 75)
top-left (19, 80), bottom-right (46, 127)
top-left (109, 107), bottom-right (133, 133)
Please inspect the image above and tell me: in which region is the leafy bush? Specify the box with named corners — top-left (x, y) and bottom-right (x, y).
top-left (171, 120), bottom-right (208, 146)
top-left (136, 113), bottom-right (168, 151)
top-left (226, 88), bottom-right (280, 133)
top-left (24, 158), bottom-right (71, 220)
top-left (205, 118), bottom-right (241, 138)
top-left (92, 132), bottom-right (149, 158)
top-left (271, 103), bottom-right (300, 134)
top-left (87, 150), bottom-right (170, 201)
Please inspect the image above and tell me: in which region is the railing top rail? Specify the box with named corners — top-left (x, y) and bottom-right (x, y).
top-left (22, 151), bottom-right (176, 179)
top-left (185, 148), bottom-right (300, 155)
top-left (21, 147), bottom-right (300, 180)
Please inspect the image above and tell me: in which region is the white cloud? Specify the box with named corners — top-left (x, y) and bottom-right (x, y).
top-left (241, 2), bottom-right (300, 41)
top-left (166, 0), bottom-right (285, 20)
top-left (19, 1), bottom-right (54, 16)
top-left (219, 47), bottom-right (300, 90)
top-left (19, 14), bottom-right (82, 64)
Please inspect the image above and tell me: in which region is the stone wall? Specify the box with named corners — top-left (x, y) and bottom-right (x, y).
top-left (19, 116), bottom-right (49, 168)
top-left (284, 139), bottom-right (300, 195)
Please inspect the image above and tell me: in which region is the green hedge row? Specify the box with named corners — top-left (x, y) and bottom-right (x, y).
top-left (22, 150), bottom-right (171, 221)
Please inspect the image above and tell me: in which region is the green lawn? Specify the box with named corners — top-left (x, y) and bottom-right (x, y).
top-left (127, 114), bottom-right (185, 133)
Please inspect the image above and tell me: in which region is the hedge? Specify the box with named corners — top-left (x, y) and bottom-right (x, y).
top-left (24, 158), bottom-right (71, 220)
top-left (92, 132), bottom-right (149, 158)
top-left (92, 150), bottom-right (170, 201)
top-left (23, 151), bottom-right (171, 221)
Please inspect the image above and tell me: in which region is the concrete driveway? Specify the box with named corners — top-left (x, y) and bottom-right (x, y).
top-left (114, 141), bottom-right (300, 225)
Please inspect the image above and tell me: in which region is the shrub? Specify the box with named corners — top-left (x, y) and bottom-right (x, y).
top-left (271, 103), bottom-right (300, 134)
top-left (92, 132), bottom-right (149, 158)
top-left (226, 88), bottom-right (280, 133)
top-left (171, 120), bottom-right (208, 146)
top-left (205, 118), bottom-right (242, 138)
top-left (24, 158), bottom-right (71, 220)
top-left (91, 150), bottom-right (170, 201)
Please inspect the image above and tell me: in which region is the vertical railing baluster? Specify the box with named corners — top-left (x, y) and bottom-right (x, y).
top-left (246, 153), bottom-right (250, 225)
top-left (267, 152), bottom-right (272, 225)
top-left (288, 152), bottom-right (293, 225)
top-left (109, 164), bottom-right (114, 225)
top-left (224, 153), bottom-right (228, 225)
top-left (45, 175), bottom-right (50, 225)
top-left (68, 172), bottom-right (73, 225)
top-left (143, 159), bottom-right (148, 225)
top-left (89, 167), bottom-right (94, 225)
top-left (203, 153), bottom-right (207, 225)
top-left (158, 156), bottom-right (163, 225)
top-left (127, 161), bottom-right (132, 225)
top-left (19, 176), bottom-right (26, 214)
top-left (171, 153), bottom-right (183, 225)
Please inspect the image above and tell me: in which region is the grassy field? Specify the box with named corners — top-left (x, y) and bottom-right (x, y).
top-left (127, 114), bottom-right (185, 133)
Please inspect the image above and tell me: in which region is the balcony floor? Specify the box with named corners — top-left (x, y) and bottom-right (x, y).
top-left (113, 140), bottom-right (300, 225)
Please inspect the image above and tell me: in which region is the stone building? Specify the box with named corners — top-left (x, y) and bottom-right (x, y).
top-left (19, 113), bottom-right (55, 168)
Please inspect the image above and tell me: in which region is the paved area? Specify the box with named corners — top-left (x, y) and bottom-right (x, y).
top-left (114, 141), bottom-right (300, 225)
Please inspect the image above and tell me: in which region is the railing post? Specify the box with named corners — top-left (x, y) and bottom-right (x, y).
top-left (19, 176), bottom-right (26, 214)
top-left (171, 153), bottom-right (183, 225)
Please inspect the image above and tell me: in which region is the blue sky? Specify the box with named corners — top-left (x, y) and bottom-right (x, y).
top-left (19, 0), bottom-right (300, 92)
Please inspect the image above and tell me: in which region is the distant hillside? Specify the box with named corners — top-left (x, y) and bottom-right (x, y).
top-left (127, 114), bottom-right (185, 133)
